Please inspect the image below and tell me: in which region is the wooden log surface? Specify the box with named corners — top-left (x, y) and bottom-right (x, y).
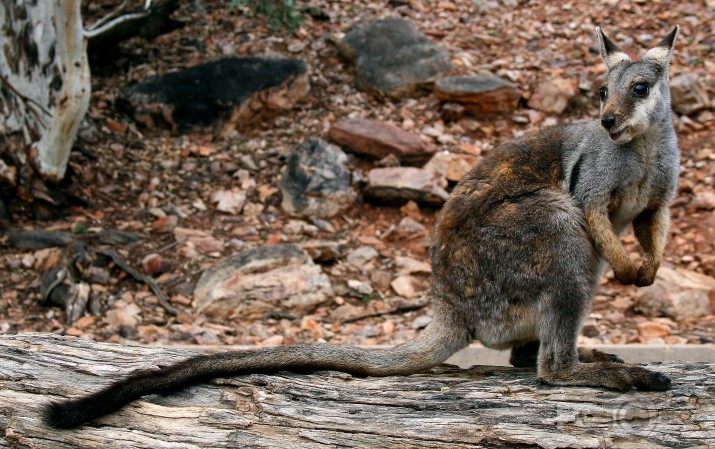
top-left (0, 333), bottom-right (713, 449)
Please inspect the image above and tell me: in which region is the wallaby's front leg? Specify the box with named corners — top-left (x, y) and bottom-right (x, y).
top-left (584, 207), bottom-right (638, 285)
top-left (633, 206), bottom-right (670, 287)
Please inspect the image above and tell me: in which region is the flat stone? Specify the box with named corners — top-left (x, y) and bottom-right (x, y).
top-left (346, 245), bottom-right (379, 267)
top-left (338, 18), bottom-right (452, 98)
top-left (395, 256), bottom-right (432, 276)
top-left (636, 267), bottom-right (715, 321)
top-left (637, 321), bottom-right (671, 340)
top-left (193, 244), bottom-right (333, 320)
top-left (279, 137), bottom-right (357, 219)
top-left (396, 216), bottom-right (429, 238)
top-left (106, 303), bottom-right (141, 329)
top-left (691, 191), bottom-right (715, 211)
top-left (347, 279), bottom-right (374, 296)
top-left (329, 118), bottom-right (436, 165)
top-left (527, 77), bottom-right (578, 114)
top-left (422, 151), bottom-right (480, 182)
top-left (118, 57), bottom-right (309, 134)
top-left (434, 75), bottom-right (521, 115)
top-left (391, 275), bottom-right (419, 298)
top-left (364, 167), bottom-right (449, 206)
top-left (670, 73), bottom-right (711, 116)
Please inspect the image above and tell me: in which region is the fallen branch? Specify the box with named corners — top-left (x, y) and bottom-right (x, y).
top-left (96, 248), bottom-right (179, 316)
top-left (0, 333), bottom-right (711, 448)
top-left (5, 229), bottom-right (139, 249)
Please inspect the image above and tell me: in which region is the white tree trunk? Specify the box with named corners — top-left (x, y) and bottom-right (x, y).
top-left (0, 0), bottom-right (89, 188)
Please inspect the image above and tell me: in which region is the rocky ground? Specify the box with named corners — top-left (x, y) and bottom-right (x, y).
top-left (1, 0), bottom-right (714, 351)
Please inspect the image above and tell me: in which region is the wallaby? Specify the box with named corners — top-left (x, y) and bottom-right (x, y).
top-left (44, 26), bottom-right (680, 429)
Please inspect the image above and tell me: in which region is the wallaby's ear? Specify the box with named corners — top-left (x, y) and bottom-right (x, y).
top-left (596, 27), bottom-right (631, 70)
top-left (642, 25), bottom-right (679, 67)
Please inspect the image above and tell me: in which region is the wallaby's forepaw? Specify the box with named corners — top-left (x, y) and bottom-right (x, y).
top-left (614, 262), bottom-right (638, 285)
top-left (578, 348), bottom-right (624, 364)
top-left (635, 264), bottom-right (658, 287)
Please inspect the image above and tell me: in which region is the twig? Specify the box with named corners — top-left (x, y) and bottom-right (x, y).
top-left (97, 248), bottom-right (179, 316)
top-left (341, 297), bottom-right (430, 323)
top-left (83, 11), bottom-right (151, 39)
top-left (86, 0), bottom-right (130, 31)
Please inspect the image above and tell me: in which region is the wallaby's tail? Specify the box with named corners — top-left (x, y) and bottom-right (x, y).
top-left (43, 317), bottom-right (469, 429)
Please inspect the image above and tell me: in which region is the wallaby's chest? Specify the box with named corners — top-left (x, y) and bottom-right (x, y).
top-left (607, 154), bottom-right (661, 233)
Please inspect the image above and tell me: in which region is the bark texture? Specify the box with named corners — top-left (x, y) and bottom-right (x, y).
top-left (0, 333), bottom-right (713, 449)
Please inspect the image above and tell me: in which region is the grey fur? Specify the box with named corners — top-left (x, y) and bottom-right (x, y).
top-left (43, 27), bottom-right (679, 429)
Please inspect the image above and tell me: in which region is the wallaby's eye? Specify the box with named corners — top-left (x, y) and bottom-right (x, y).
top-left (599, 87), bottom-right (608, 101)
top-left (633, 83), bottom-right (649, 97)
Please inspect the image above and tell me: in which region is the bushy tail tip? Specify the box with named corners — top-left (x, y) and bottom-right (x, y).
top-left (42, 400), bottom-right (91, 429)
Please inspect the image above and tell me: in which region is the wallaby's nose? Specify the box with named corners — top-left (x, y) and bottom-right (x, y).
top-left (601, 115), bottom-right (617, 131)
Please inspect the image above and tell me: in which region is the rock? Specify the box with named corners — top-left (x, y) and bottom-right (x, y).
top-left (299, 240), bottom-right (341, 263)
top-left (364, 167), bottom-right (449, 206)
top-left (670, 73), bottom-right (711, 116)
top-left (391, 275), bottom-right (419, 298)
top-left (395, 256), bottom-right (431, 275)
top-left (173, 227), bottom-right (224, 254)
top-left (193, 244), bottom-right (333, 320)
top-left (396, 216), bottom-right (429, 238)
top-left (211, 189), bottom-right (246, 214)
top-left (261, 335), bottom-right (285, 347)
top-left (422, 151), bottom-right (480, 182)
top-left (279, 138), bottom-right (357, 219)
top-left (338, 18), bottom-right (452, 98)
top-left (637, 321), bottom-right (671, 340)
top-left (347, 279), bottom-right (374, 296)
top-left (434, 75), bottom-right (521, 115)
top-left (151, 215), bottom-right (178, 233)
top-left (329, 118), bottom-right (436, 165)
top-left (527, 78), bottom-right (578, 114)
top-left (636, 267), bottom-right (715, 321)
top-left (346, 245), bottom-right (379, 267)
top-left (141, 253), bottom-right (176, 276)
top-left (118, 57), bottom-right (309, 134)
top-left (106, 303), bottom-right (141, 328)
top-left (691, 191), bottom-right (715, 211)
top-left (283, 220), bottom-right (319, 237)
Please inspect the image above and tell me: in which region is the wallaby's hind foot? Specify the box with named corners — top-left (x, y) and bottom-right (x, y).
top-left (540, 362), bottom-right (671, 392)
top-left (511, 342), bottom-right (624, 368)
top-left (538, 346), bottom-right (671, 392)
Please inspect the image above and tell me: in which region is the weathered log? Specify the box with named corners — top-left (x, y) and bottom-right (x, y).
top-left (1, 333), bottom-right (713, 448)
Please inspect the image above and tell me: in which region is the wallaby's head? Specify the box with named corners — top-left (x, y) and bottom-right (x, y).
top-left (596, 26), bottom-right (679, 144)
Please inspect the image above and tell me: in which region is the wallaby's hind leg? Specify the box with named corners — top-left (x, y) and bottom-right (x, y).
top-left (511, 342), bottom-right (624, 367)
top-left (510, 341), bottom-right (540, 367)
top-left (537, 301), bottom-right (671, 391)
